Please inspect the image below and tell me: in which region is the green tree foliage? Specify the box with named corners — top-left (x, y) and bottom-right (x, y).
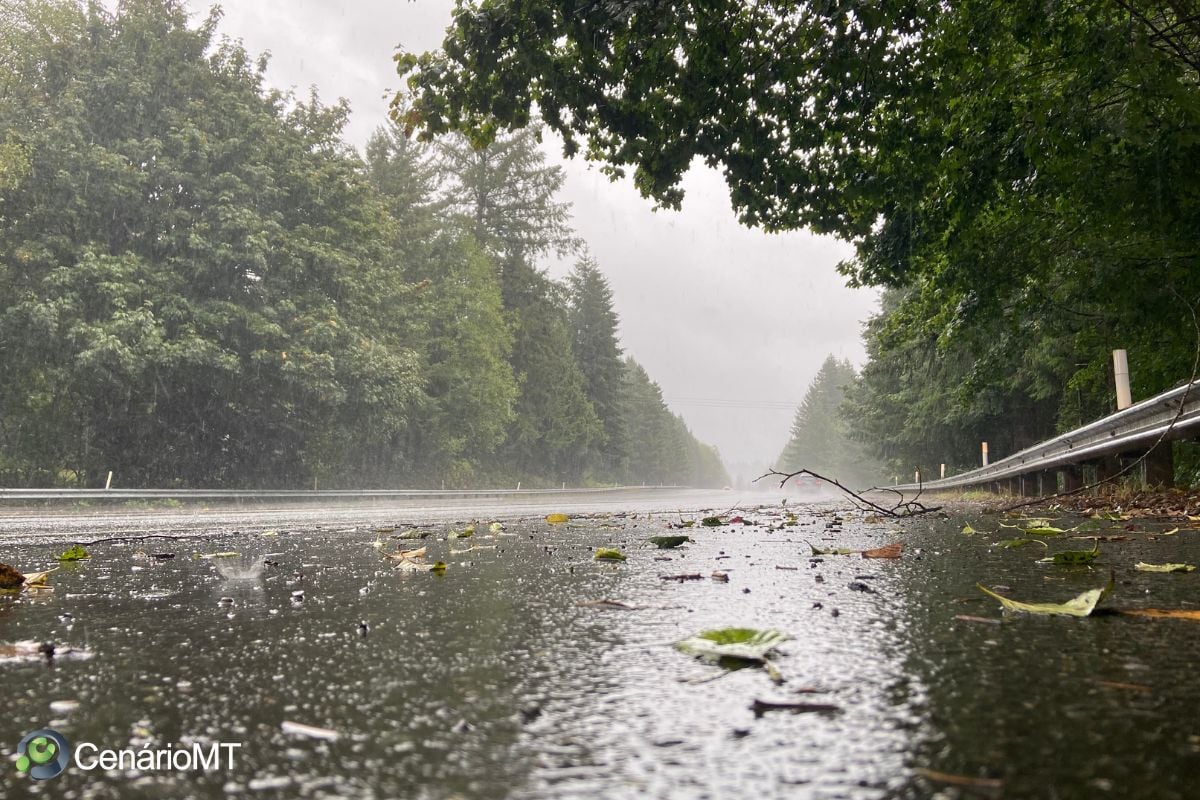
top-left (399, 1), bottom-right (1200, 475)
top-left (843, 288), bottom-right (1089, 478)
top-left (435, 126), bottom-right (579, 261)
top-left (777, 356), bottom-right (879, 487)
top-left (432, 125), bottom-right (604, 485)
top-left (363, 121), bottom-right (442, 247)
top-left (396, 234), bottom-right (517, 484)
top-left (0, 0), bottom-right (423, 486)
top-left (496, 260), bottom-right (602, 484)
top-left (621, 358), bottom-right (730, 488)
top-left (567, 258), bottom-right (627, 479)
top-left (0, 0), bottom-right (730, 488)
top-left (365, 123), bottom-right (517, 484)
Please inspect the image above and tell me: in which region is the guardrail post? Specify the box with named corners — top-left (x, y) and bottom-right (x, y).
top-left (1058, 466), bottom-right (1082, 493)
top-left (1144, 443), bottom-right (1174, 488)
top-left (1113, 349), bottom-right (1132, 410)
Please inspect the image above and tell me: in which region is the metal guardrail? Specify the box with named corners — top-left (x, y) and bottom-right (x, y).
top-left (893, 379), bottom-right (1200, 493)
top-left (0, 486), bottom-right (689, 502)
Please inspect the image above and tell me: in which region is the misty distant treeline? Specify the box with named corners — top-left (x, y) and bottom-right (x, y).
top-left (774, 356), bottom-right (881, 489)
top-left (0, 0), bottom-right (729, 489)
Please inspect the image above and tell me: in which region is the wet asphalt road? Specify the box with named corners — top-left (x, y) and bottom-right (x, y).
top-left (2, 492), bottom-right (1200, 799)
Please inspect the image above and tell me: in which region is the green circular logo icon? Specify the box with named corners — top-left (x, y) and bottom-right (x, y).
top-left (15, 729), bottom-right (70, 780)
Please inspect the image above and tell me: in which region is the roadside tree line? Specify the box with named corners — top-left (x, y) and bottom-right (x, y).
top-left (0, 0), bottom-right (728, 489)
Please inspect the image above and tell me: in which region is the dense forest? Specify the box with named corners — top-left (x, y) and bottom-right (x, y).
top-left (401, 0), bottom-right (1200, 482)
top-left (0, 0), bottom-right (729, 489)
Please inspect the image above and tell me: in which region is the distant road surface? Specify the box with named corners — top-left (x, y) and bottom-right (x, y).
top-left (0, 487), bottom-right (767, 542)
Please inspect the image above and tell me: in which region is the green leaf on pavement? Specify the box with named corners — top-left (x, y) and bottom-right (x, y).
top-left (594, 547), bottom-right (626, 561)
top-left (675, 628), bottom-right (791, 663)
top-left (648, 535), bottom-right (690, 549)
top-left (809, 543), bottom-right (857, 556)
top-left (57, 545), bottom-right (90, 561)
top-left (1038, 541), bottom-right (1100, 565)
top-left (977, 572), bottom-right (1114, 617)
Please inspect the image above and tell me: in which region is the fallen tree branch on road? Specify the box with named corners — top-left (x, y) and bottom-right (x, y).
top-left (755, 468), bottom-right (941, 518)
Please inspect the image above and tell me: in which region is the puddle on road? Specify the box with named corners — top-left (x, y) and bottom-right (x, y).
top-left (1, 505), bottom-right (1199, 799)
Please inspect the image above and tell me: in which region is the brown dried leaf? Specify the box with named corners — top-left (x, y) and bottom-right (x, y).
top-left (861, 542), bottom-right (903, 559)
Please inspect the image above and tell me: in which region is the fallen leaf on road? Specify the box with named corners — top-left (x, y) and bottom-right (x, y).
top-left (57, 545), bottom-right (90, 562)
top-left (390, 546), bottom-right (426, 560)
top-left (862, 543), bottom-right (903, 559)
top-left (1116, 608), bottom-right (1200, 621)
top-left (808, 543), bottom-right (856, 556)
top-left (648, 535), bottom-right (690, 549)
top-left (1037, 542), bottom-right (1099, 565)
top-left (594, 547), bottom-right (626, 562)
top-left (0, 563), bottom-right (24, 593)
top-left (396, 529), bottom-right (426, 540)
top-left (545, 513), bottom-right (570, 524)
top-left (677, 628), bottom-right (789, 682)
top-left (1134, 562), bottom-right (1195, 573)
top-left (977, 571), bottom-right (1114, 616)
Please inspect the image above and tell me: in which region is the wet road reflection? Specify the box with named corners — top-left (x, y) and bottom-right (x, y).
top-left (2, 502), bottom-right (1198, 798)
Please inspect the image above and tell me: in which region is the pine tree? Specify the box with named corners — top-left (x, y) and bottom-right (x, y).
top-left (435, 127), bottom-right (579, 262)
top-left (496, 261), bottom-right (602, 484)
top-left (777, 356), bottom-right (878, 488)
top-left (567, 258), bottom-right (626, 480)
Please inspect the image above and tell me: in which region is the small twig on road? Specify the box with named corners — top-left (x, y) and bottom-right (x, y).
top-left (75, 532), bottom-right (216, 546)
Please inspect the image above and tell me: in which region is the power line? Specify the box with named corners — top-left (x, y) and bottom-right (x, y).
top-left (664, 396), bottom-right (799, 411)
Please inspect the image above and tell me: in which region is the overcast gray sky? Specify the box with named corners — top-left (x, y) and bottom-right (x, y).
top-left (188, 0), bottom-right (880, 480)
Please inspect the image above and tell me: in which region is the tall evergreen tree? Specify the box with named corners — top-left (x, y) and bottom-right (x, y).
top-left (620, 357), bottom-right (730, 488)
top-left (363, 121), bottom-right (442, 247)
top-left (435, 127), bottom-right (579, 262)
top-left (365, 122), bottom-right (517, 484)
top-left (567, 258), bottom-right (626, 480)
top-left (778, 356), bottom-right (879, 488)
top-left (497, 261), bottom-right (602, 484)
